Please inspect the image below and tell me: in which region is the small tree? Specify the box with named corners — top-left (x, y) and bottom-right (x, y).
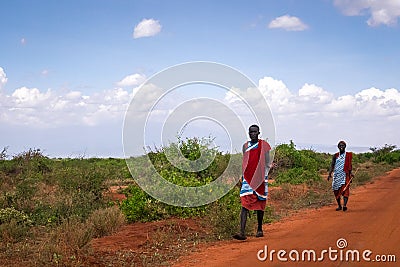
top-left (0, 147), bottom-right (8, 160)
top-left (370, 144), bottom-right (400, 164)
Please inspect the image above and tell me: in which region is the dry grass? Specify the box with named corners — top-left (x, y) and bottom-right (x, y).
top-left (139, 221), bottom-right (208, 267)
top-left (88, 206), bottom-right (127, 238)
top-left (0, 206), bottom-right (127, 267)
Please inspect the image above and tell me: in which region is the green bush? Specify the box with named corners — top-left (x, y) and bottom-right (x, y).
top-left (120, 185), bottom-right (167, 222)
top-left (0, 150), bottom-right (113, 226)
top-left (275, 167), bottom-right (320, 185)
top-left (370, 144), bottom-right (400, 164)
top-left (121, 136), bottom-right (233, 222)
top-left (0, 207), bottom-right (33, 242)
top-left (147, 136), bottom-right (229, 185)
top-left (272, 141), bottom-right (323, 184)
top-left (0, 207), bottom-right (32, 225)
top-left (203, 189), bottom-right (246, 239)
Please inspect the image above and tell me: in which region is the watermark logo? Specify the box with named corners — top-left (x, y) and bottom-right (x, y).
top-left (336, 237), bottom-right (347, 249)
top-left (122, 61), bottom-right (275, 207)
top-left (257, 238), bottom-right (396, 263)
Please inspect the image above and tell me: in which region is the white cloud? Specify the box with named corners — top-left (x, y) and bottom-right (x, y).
top-left (65, 91), bottom-right (82, 100)
top-left (268, 15), bottom-right (308, 31)
top-left (257, 77), bottom-right (400, 117)
top-left (334, 0), bottom-right (400, 26)
top-left (299, 83), bottom-right (334, 104)
top-left (1, 74), bottom-right (400, 154)
top-left (259, 77), bottom-right (293, 105)
top-left (0, 86), bottom-right (133, 127)
top-left (255, 76), bottom-right (400, 147)
top-left (0, 67), bottom-right (7, 91)
top-left (12, 87), bottom-right (52, 106)
top-left (21, 38), bottom-right (26, 45)
top-left (133, 18), bottom-right (162, 39)
top-left (116, 73), bottom-right (146, 87)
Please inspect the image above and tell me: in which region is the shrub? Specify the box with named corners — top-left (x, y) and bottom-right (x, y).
top-left (147, 136), bottom-right (228, 184)
top-left (370, 144), bottom-right (400, 164)
top-left (202, 189), bottom-right (250, 239)
top-left (0, 207), bottom-right (32, 225)
top-left (0, 207), bottom-right (33, 242)
top-left (121, 136), bottom-right (232, 222)
top-left (275, 167), bottom-right (320, 185)
top-left (272, 141), bottom-right (322, 184)
top-left (12, 148), bottom-right (52, 175)
top-left (0, 147), bottom-right (8, 160)
top-left (56, 217), bottom-right (93, 250)
top-left (88, 206), bottom-right (126, 238)
top-left (121, 185), bottom-right (167, 222)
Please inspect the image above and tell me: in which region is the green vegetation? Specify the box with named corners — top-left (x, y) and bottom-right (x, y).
top-left (0, 148), bottom-right (128, 265)
top-left (0, 140), bottom-right (399, 266)
top-left (271, 140), bottom-right (331, 185)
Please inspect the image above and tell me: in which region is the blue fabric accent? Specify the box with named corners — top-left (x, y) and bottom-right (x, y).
top-left (245, 141), bottom-right (258, 152)
top-left (240, 175), bottom-right (268, 200)
top-left (332, 153), bottom-right (346, 190)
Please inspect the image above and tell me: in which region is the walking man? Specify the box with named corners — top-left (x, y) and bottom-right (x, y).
top-left (327, 141), bottom-right (354, 211)
top-left (233, 124), bottom-right (272, 240)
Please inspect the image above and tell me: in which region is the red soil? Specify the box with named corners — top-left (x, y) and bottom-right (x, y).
top-left (91, 169), bottom-right (400, 267)
top-left (172, 169), bottom-right (400, 267)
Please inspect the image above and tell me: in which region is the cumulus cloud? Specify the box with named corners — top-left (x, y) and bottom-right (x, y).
top-left (0, 67), bottom-right (7, 91)
top-left (334, 0), bottom-right (400, 26)
top-left (258, 76), bottom-right (400, 117)
top-left (0, 86), bottom-right (133, 127)
top-left (116, 73), bottom-right (146, 87)
top-left (2, 71), bottom-right (400, 152)
top-left (298, 83), bottom-right (334, 104)
top-left (258, 77), bottom-right (293, 107)
top-left (268, 15), bottom-right (308, 31)
top-left (133, 18), bottom-right (162, 39)
top-left (11, 87), bottom-right (52, 107)
top-left (255, 76), bottom-right (400, 147)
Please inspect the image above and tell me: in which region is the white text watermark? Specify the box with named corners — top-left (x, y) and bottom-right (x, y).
top-left (257, 238), bottom-right (396, 263)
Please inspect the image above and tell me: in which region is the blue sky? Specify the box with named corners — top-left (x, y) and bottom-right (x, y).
top-left (1, 0), bottom-right (400, 157)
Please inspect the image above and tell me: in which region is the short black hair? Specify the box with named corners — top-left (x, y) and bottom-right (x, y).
top-left (249, 124), bottom-right (260, 131)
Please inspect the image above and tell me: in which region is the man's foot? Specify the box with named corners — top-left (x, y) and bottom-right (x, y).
top-left (256, 230), bottom-right (264, 238)
top-left (233, 233), bottom-right (247, 240)
top-left (336, 206), bottom-right (342, 211)
top-left (343, 206), bottom-right (348, 211)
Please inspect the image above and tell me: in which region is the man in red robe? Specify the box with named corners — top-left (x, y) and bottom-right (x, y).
top-left (233, 125), bottom-right (272, 240)
top-left (327, 141), bottom-right (354, 211)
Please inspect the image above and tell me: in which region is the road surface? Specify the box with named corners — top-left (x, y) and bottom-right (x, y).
top-left (173, 169), bottom-right (400, 267)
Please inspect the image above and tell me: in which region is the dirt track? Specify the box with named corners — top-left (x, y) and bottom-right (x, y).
top-left (172, 169), bottom-right (400, 267)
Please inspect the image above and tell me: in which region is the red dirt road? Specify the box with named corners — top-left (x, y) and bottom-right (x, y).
top-left (172, 169), bottom-right (400, 267)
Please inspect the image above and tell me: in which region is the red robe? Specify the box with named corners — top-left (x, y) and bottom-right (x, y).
top-left (242, 139), bottom-right (271, 197)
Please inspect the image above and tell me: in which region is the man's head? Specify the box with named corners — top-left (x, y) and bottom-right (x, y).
top-left (248, 124), bottom-right (260, 142)
top-left (338, 141), bottom-right (346, 153)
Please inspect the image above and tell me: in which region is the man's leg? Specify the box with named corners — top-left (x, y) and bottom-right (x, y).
top-left (342, 185), bottom-right (350, 211)
top-left (256, 210), bottom-right (264, 237)
top-left (336, 197), bottom-right (342, 210)
top-left (233, 207), bottom-right (248, 240)
top-left (334, 190), bottom-right (342, 211)
top-left (240, 207), bottom-right (248, 235)
top-left (343, 196), bottom-right (348, 211)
